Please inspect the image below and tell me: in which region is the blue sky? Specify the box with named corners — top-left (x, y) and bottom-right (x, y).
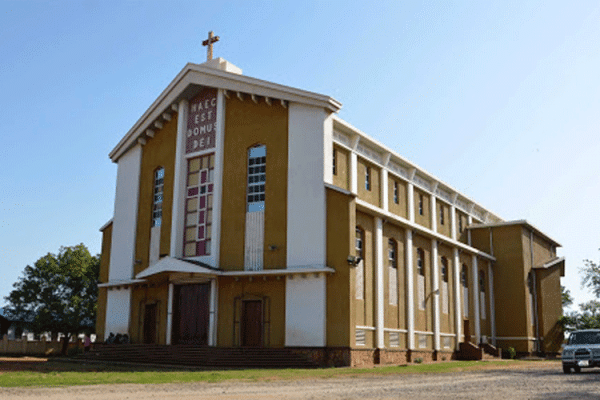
top-left (1, 1), bottom-right (599, 310)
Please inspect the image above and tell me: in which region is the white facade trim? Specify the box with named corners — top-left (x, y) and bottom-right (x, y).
top-left (166, 283), bottom-right (174, 345)
top-left (432, 239), bottom-right (440, 351)
top-left (375, 217), bottom-right (384, 348)
top-left (109, 144), bottom-right (142, 281)
top-left (383, 328), bottom-right (409, 333)
top-left (170, 99), bottom-right (189, 258)
top-left (381, 169), bottom-right (388, 212)
top-left (489, 263), bottom-right (496, 346)
top-left (453, 247), bottom-right (462, 350)
top-left (406, 229), bottom-right (415, 349)
top-left (287, 103), bottom-right (327, 268)
top-left (285, 274), bottom-right (326, 346)
top-left (211, 89), bottom-right (227, 267)
top-left (356, 325), bottom-right (376, 331)
top-left (472, 255), bottom-right (480, 344)
top-left (104, 288), bottom-right (131, 340)
top-left (209, 278), bottom-right (218, 346)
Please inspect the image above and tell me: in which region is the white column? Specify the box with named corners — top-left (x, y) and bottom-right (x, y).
top-left (488, 263), bottom-right (496, 346)
top-left (350, 152), bottom-right (358, 195)
top-left (381, 169), bottom-right (388, 212)
top-left (453, 248), bottom-right (461, 349)
top-left (467, 216), bottom-right (473, 246)
top-left (170, 99), bottom-right (189, 258)
top-left (166, 283), bottom-right (174, 345)
top-left (375, 217), bottom-right (385, 348)
top-left (407, 182), bottom-right (415, 223)
top-left (430, 194), bottom-right (437, 233)
top-left (472, 255), bottom-right (480, 344)
top-left (450, 205), bottom-right (457, 240)
top-left (211, 89), bottom-right (227, 266)
top-left (432, 239), bottom-right (440, 351)
top-left (406, 229), bottom-right (415, 349)
top-left (209, 278), bottom-right (218, 346)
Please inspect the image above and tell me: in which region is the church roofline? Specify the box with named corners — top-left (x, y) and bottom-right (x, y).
top-left (467, 219), bottom-right (561, 247)
top-left (109, 61), bottom-right (342, 162)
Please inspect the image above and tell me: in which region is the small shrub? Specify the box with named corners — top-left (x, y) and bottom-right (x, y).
top-left (414, 357), bottom-right (423, 364)
top-left (507, 347), bottom-right (516, 359)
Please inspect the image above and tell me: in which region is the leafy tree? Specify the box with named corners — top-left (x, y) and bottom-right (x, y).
top-left (562, 285), bottom-right (573, 309)
top-left (581, 258), bottom-right (600, 298)
top-left (4, 244), bottom-right (99, 354)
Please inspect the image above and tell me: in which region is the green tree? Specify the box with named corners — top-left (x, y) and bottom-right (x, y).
top-left (562, 285), bottom-right (573, 309)
top-left (581, 258), bottom-right (600, 298)
top-left (4, 244), bottom-right (99, 354)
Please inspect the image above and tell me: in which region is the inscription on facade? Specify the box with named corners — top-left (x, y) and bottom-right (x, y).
top-left (186, 88), bottom-right (217, 153)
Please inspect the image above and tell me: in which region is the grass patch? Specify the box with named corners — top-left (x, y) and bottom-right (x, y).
top-left (0, 359), bottom-right (547, 388)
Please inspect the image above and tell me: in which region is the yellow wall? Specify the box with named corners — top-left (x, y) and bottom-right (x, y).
top-left (437, 244), bottom-right (455, 335)
top-left (326, 188), bottom-right (355, 347)
top-left (356, 158), bottom-right (380, 208)
top-left (134, 116), bottom-right (178, 276)
top-left (217, 276), bottom-right (286, 347)
top-left (220, 97), bottom-right (288, 270)
top-left (388, 177), bottom-right (408, 219)
top-left (129, 284), bottom-right (170, 344)
top-left (96, 222), bottom-right (112, 339)
top-left (413, 234), bottom-right (432, 342)
top-left (436, 200), bottom-right (452, 238)
top-left (537, 265), bottom-right (564, 353)
top-left (96, 287), bottom-right (107, 340)
top-left (332, 145), bottom-right (350, 191)
top-left (414, 188), bottom-right (430, 229)
top-left (355, 211), bottom-right (375, 341)
top-left (383, 223), bottom-right (406, 332)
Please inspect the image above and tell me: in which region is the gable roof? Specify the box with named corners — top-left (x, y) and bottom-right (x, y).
top-left (109, 59), bottom-right (342, 162)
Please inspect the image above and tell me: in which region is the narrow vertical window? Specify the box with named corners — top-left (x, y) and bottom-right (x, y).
top-left (441, 257), bottom-right (449, 314)
top-left (247, 145), bottom-right (266, 212)
top-left (440, 204), bottom-right (444, 225)
top-left (365, 166), bottom-right (371, 191)
top-left (152, 167), bottom-right (164, 227)
top-left (461, 264), bottom-right (469, 318)
top-left (388, 239), bottom-right (398, 305)
top-left (183, 154), bottom-right (215, 257)
top-left (418, 194), bottom-right (424, 216)
top-left (332, 147), bottom-right (337, 176)
top-left (458, 214), bottom-right (463, 233)
top-left (417, 248), bottom-right (425, 310)
top-left (355, 227), bottom-right (365, 300)
top-left (480, 270), bottom-right (486, 320)
top-left (393, 181), bottom-right (399, 204)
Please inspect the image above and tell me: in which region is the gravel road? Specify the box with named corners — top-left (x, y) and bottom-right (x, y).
top-left (1, 361), bottom-right (599, 399)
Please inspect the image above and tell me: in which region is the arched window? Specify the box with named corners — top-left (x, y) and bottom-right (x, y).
top-left (388, 239), bottom-right (398, 305)
top-left (152, 167), bottom-right (165, 227)
top-left (441, 257), bottom-right (449, 314)
top-left (355, 227), bottom-right (365, 300)
top-left (417, 248), bottom-right (426, 310)
top-left (247, 145), bottom-right (266, 212)
top-left (461, 264), bottom-right (469, 318)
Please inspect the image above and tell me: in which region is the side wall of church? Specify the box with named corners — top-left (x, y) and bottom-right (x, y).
top-left (219, 97), bottom-right (288, 270)
top-left (96, 222), bottom-right (112, 341)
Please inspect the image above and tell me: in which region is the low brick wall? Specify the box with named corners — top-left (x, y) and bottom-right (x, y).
top-left (379, 349), bottom-right (409, 365)
top-left (1, 335), bottom-right (82, 356)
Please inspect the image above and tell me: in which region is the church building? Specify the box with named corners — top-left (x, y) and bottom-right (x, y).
top-left (96, 45), bottom-right (565, 366)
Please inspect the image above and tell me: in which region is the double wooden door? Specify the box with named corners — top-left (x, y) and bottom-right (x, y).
top-left (172, 283), bottom-right (211, 345)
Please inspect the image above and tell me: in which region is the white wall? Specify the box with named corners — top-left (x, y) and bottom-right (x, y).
top-left (285, 274), bottom-right (326, 346)
top-left (287, 103), bottom-right (327, 268)
top-left (109, 145), bottom-right (142, 281)
top-left (104, 288), bottom-right (131, 339)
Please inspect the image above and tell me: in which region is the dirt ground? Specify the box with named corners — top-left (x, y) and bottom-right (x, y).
top-left (1, 359), bottom-right (599, 399)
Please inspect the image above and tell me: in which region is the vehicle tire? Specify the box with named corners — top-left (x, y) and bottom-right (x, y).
top-left (563, 365), bottom-right (571, 374)
top-left (574, 366), bottom-right (581, 373)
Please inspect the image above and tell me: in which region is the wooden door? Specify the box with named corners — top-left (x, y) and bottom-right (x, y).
top-left (241, 300), bottom-right (262, 347)
top-left (143, 303), bottom-right (157, 344)
top-left (173, 283), bottom-right (210, 345)
top-left (463, 319), bottom-right (471, 343)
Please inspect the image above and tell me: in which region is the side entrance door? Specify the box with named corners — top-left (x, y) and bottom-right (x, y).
top-left (143, 303), bottom-right (157, 344)
top-left (241, 300), bottom-right (263, 347)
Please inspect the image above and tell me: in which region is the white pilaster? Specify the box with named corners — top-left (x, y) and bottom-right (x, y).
top-left (467, 215), bottom-right (473, 246)
top-left (472, 255), bottom-right (480, 344)
top-left (430, 194), bottom-right (437, 233)
top-left (450, 205), bottom-right (457, 240)
top-left (489, 263), bottom-right (496, 346)
top-left (432, 239), bottom-right (440, 351)
top-left (406, 229), bottom-right (415, 349)
top-left (453, 248), bottom-right (461, 349)
top-left (170, 99), bottom-right (189, 258)
top-left (375, 217), bottom-right (385, 349)
top-left (350, 152), bottom-right (358, 195)
top-left (211, 89), bottom-right (227, 266)
top-left (407, 182), bottom-right (415, 223)
top-left (209, 278), bottom-right (218, 346)
top-left (166, 283), bottom-right (174, 345)
top-left (323, 114), bottom-right (334, 185)
top-left (381, 169), bottom-right (388, 212)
